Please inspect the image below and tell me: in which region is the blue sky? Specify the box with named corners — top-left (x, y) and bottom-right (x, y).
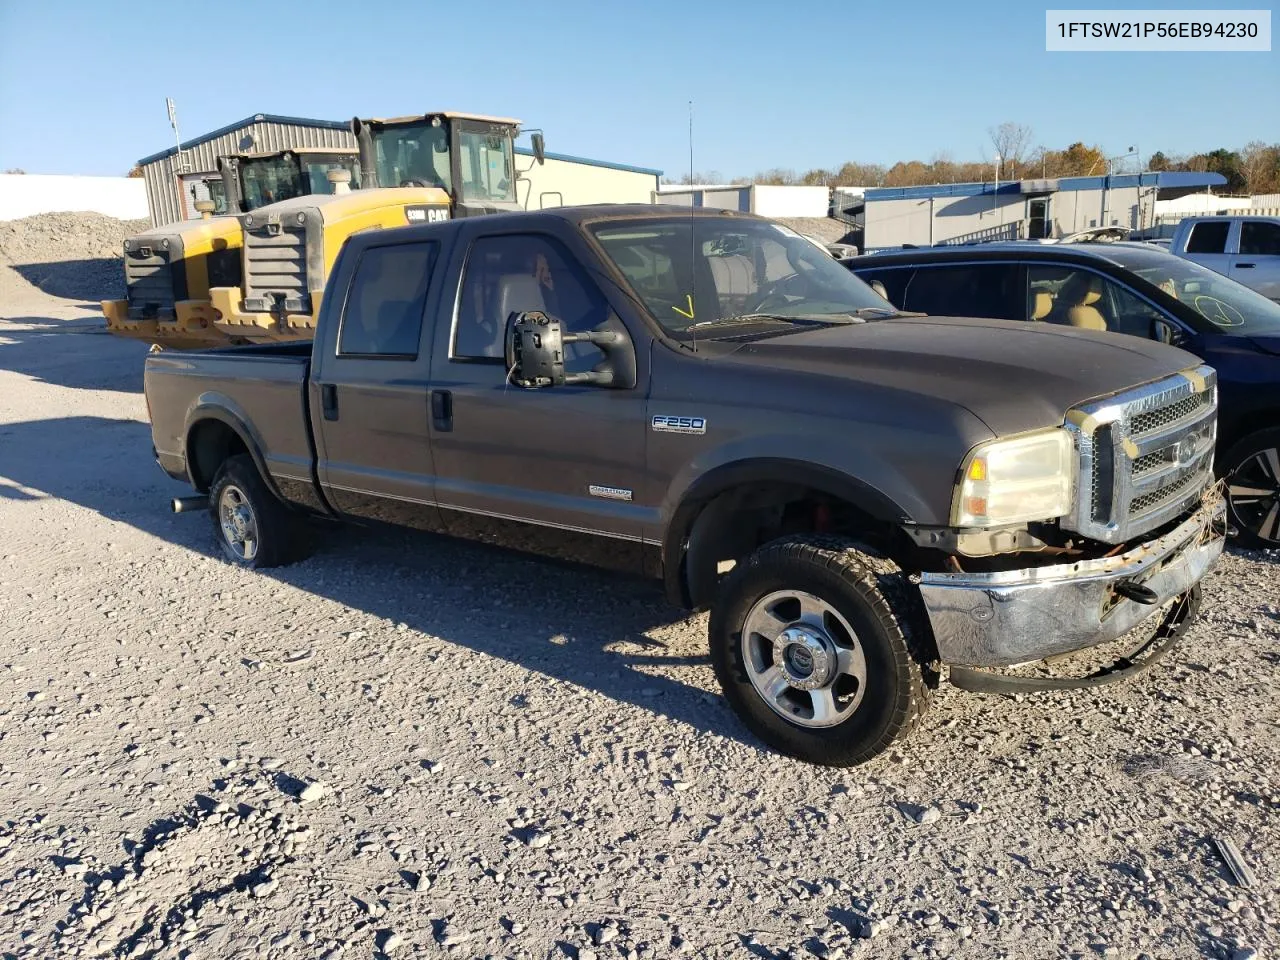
top-left (0, 0), bottom-right (1275, 179)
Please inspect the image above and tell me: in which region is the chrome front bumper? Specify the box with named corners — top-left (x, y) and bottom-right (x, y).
top-left (919, 486), bottom-right (1226, 668)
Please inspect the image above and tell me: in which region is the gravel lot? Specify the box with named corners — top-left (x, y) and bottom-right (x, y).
top-left (0, 216), bottom-right (1277, 960)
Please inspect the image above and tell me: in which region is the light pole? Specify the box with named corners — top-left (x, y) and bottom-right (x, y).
top-left (1101, 146), bottom-right (1139, 228)
top-left (993, 152), bottom-right (1001, 218)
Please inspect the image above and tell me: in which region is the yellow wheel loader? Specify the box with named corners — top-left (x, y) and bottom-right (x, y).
top-left (101, 148), bottom-right (360, 349)
top-left (209, 111), bottom-right (543, 342)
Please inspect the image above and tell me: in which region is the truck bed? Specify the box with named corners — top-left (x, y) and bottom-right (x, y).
top-left (144, 343), bottom-right (316, 495)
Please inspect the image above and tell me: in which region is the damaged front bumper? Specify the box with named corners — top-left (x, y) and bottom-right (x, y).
top-left (918, 485), bottom-right (1226, 672)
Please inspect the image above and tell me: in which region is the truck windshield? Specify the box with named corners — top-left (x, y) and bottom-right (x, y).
top-left (590, 217), bottom-right (895, 337)
top-left (370, 123), bottom-right (452, 191)
top-left (1112, 252), bottom-right (1280, 335)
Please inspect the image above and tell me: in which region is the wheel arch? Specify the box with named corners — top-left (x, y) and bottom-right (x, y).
top-left (183, 402), bottom-right (280, 501)
top-left (662, 458), bottom-right (914, 610)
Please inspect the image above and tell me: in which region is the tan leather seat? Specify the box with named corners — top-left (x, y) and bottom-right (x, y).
top-left (1052, 273), bottom-right (1108, 330)
top-left (1030, 289), bottom-right (1053, 320)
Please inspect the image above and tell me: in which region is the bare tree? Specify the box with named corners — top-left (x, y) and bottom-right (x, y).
top-left (1239, 141), bottom-right (1280, 195)
top-left (988, 122), bottom-right (1033, 177)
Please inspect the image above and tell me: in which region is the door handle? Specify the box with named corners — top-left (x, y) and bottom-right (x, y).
top-left (321, 383), bottom-right (338, 421)
top-left (1235, 262), bottom-right (1256, 268)
top-left (431, 389), bottom-right (453, 432)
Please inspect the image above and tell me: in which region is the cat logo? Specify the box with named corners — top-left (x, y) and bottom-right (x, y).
top-left (405, 205), bottom-right (450, 225)
top-left (651, 415), bottom-right (706, 435)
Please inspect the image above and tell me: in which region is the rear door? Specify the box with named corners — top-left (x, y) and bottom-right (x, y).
top-left (425, 223), bottom-right (653, 572)
top-left (1232, 219), bottom-right (1280, 301)
top-left (310, 238), bottom-right (446, 530)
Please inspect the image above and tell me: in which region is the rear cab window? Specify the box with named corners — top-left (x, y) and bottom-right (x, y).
top-left (337, 242), bottom-right (438, 359)
top-left (1186, 221), bottom-right (1230, 254)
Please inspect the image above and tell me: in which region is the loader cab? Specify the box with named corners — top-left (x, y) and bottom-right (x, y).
top-left (217, 149), bottom-right (362, 215)
top-left (352, 111), bottom-right (539, 217)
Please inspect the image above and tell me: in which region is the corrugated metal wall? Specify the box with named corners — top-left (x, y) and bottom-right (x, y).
top-left (141, 120), bottom-right (356, 226)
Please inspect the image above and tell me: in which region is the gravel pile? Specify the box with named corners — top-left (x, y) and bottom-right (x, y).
top-left (0, 211), bottom-right (150, 303)
top-left (0, 291), bottom-right (1277, 960)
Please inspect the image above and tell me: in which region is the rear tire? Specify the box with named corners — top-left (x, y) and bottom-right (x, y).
top-left (1222, 428), bottom-right (1280, 549)
top-left (709, 535), bottom-right (937, 766)
top-left (208, 454), bottom-right (301, 568)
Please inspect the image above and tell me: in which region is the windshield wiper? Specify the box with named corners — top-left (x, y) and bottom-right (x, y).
top-left (685, 312), bottom-right (863, 331)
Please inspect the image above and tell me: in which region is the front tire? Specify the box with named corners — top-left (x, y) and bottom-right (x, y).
top-left (1222, 428), bottom-right (1280, 549)
top-left (208, 454), bottom-right (300, 568)
top-left (709, 535), bottom-right (937, 766)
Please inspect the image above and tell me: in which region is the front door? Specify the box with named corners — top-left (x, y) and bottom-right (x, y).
top-left (312, 239), bottom-right (445, 530)
top-left (1233, 219), bottom-right (1280, 302)
top-left (426, 228), bottom-right (654, 571)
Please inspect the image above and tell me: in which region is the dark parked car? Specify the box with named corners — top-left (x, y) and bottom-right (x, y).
top-left (848, 243), bottom-right (1280, 548)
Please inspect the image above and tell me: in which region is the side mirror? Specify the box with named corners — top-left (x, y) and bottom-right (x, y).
top-left (505, 311), bottom-right (566, 387)
top-left (1150, 317), bottom-right (1184, 345)
top-left (531, 132), bottom-right (546, 165)
top-left (869, 279), bottom-right (889, 301)
top-left (505, 311), bottom-right (636, 389)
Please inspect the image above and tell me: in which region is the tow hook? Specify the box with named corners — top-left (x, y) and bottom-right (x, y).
top-left (171, 496), bottom-right (209, 514)
top-left (1114, 580), bottom-right (1159, 605)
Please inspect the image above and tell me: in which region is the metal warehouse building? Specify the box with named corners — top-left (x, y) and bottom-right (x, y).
top-left (862, 171), bottom-right (1229, 251)
top-left (138, 113), bottom-right (662, 227)
top-left (137, 114), bottom-right (355, 227)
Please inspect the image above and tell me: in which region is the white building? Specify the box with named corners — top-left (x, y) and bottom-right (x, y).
top-left (861, 171), bottom-right (1230, 250)
top-left (517, 148), bottom-right (662, 209)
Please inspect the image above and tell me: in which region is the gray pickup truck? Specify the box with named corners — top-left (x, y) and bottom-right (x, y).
top-left (144, 205), bottom-right (1227, 766)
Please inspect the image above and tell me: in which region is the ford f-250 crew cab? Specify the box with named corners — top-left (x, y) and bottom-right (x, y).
top-left (144, 205), bottom-right (1227, 766)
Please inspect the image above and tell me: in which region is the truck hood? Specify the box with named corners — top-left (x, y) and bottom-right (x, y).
top-left (722, 315), bottom-right (1203, 436)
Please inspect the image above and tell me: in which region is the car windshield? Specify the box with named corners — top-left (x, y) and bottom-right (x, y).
top-left (1111, 250), bottom-right (1280, 336)
top-left (589, 217), bottom-right (895, 338)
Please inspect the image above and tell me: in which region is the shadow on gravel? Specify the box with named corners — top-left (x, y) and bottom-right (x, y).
top-left (11, 258), bottom-right (123, 301)
top-left (0, 317), bottom-right (146, 392)
top-left (0, 415), bottom-right (758, 751)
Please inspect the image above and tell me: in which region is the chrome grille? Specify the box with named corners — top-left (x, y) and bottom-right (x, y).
top-left (242, 222), bottom-right (310, 314)
top-left (1130, 391), bottom-right (1212, 437)
top-left (124, 245), bottom-right (175, 319)
top-left (1129, 471), bottom-right (1201, 515)
top-left (1064, 366), bottom-right (1218, 544)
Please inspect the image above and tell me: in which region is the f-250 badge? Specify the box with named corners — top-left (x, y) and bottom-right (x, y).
top-left (651, 415), bottom-right (706, 435)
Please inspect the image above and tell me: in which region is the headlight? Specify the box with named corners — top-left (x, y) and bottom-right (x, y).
top-left (952, 428), bottom-right (1075, 527)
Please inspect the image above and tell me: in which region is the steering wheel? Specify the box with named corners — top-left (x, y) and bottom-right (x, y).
top-left (743, 274), bottom-right (803, 314)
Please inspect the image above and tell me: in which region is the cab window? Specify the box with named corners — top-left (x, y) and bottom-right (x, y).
top-left (1186, 221), bottom-right (1229, 254)
top-left (453, 234), bottom-right (610, 372)
top-left (1241, 221), bottom-right (1280, 256)
top-left (337, 242), bottom-right (437, 358)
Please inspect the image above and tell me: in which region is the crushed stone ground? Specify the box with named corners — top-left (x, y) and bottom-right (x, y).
top-left (0, 215), bottom-right (1277, 960)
